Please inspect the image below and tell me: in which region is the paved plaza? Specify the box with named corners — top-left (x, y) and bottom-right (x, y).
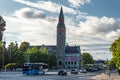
top-left (91, 72), bottom-right (120, 80)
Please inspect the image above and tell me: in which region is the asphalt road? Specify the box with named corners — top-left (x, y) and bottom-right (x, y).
top-left (0, 70), bottom-right (104, 80)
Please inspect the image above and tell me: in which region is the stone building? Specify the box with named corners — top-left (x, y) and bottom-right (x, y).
top-left (31, 7), bottom-right (81, 69)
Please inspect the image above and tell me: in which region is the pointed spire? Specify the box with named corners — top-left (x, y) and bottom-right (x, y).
top-left (57, 7), bottom-right (65, 28)
top-left (59, 6), bottom-right (64, 18)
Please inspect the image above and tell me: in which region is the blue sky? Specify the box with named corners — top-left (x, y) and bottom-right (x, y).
top-left (1, 0), bottom-right (120, 60)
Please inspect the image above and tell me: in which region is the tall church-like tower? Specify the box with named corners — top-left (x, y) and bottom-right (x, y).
top-left (56, 7), bottom-right (66, 68)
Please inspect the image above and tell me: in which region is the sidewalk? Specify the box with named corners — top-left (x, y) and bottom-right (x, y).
top-left (91, 72), bottom-right (120, 80)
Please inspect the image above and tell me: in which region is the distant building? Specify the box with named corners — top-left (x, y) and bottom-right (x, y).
top-left (64, 45), bottom-right (81, 69)
top-left (30, 7), bottom-right (81, 69)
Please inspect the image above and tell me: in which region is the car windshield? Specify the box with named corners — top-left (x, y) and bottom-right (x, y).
top-left (59, 69), bottom-right (66, 72)
top-left (71, 69), bottom-right (77, 71)
top-left (81, 68), bottom-right (85, 70)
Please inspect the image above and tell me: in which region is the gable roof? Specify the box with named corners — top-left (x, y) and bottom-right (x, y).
top-left (30, 45), bottom-right (80, 54)
top-left (65, 46), bottom-right (80, 54)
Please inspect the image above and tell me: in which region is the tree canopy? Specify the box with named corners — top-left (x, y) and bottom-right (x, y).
top-left (19, 41), bottom-right (30, 52)
top-left (0, 41), bottom-right (57, 69)
top-left (82, 52), bottom-right (94, 64)
top-left (110, 37), bottom-right (120, 69)
top-left (25, 46), bottom-right (56, 68)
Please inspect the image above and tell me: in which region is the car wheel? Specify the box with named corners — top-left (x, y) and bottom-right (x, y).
top-left (60, 73), bottom-right (62, 76)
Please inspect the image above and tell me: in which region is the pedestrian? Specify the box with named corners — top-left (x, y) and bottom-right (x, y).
top-left (118, 66), bottom-right (120, 75)
top-left (108, 70), bottom-right (111, 77)
top-left (118, 69), bottom-right (120, 75)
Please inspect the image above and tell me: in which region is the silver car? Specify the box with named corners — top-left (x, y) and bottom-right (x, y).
top-left (80, 68), bottom-right (87, 73)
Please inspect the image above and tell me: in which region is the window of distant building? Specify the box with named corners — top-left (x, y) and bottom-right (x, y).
top-left (68, 61), bottom-right (70, 64)
top-left (65, 61), bottom-right (67, 64)
top-left (71, 61), bottom-right (73, 65)
top-left (74, 62), bottom-right (76, 65)
top-left (68, 66), bottom-right (70, 68)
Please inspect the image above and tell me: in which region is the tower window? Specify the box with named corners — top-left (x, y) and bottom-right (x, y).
top-left (59, 32), bottom-right (62, 35)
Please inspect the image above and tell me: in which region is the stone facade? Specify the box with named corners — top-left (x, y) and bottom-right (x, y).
top-left (30, 7), bottom-right (81, 69)
top-left (56, 7), bottom-right (66, 68)
top-left (65, 46), bottom-right (81, 69)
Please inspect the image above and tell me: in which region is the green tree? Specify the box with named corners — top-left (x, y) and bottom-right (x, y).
top-left (0, 42), bottom-right (3, 54)
top-left (110, 37), bottom-right (120, 69)
top-left (15, 50), bottom-right (25, 67)
top-left (6, 42), bottom-right (25, 67)
top-left (108, 57), bottom-right (118, 69)
top-left (48, 54), bottom-right (57, 68)
top-left (19, 41), bottom-right (30, 52)
top-left (25, 46), bottom-right (41, 63)
top-left (25, 46), bottom-right (56, 68)
top-left (7, 42), bottom-right (18, 63)
top-left (0, 42), bottom-right (3, 68)
top-left (0, 15), bottom-right (6, 41)
top-left (82, 52), bottom-right (94, 64)
top-left (40, 46), bottom-right (48, 54)
top-left (110, 37), bottom-right (120, 57)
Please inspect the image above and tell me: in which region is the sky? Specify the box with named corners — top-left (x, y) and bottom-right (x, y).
top-left (1, 0), bottom-right (120, 60)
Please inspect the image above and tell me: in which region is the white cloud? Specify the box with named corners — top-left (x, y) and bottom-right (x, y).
top-left (3, 14), bottom-right (57, 45)
top-left (14, 0), bottom-right (76, 14)
top-left (64, 15), bottom-right (119, 46)
top-left (106, 31), bottom-right (117, 39)
top-left (15, 7), bottom-right (46, 19)
top-left (4, 0), bottom-right (118, 60)
top-left (6, 1), bottom-right (119, 46)
top-left (68, 0), bottom-right (91, 8)
top-left (78, 16), bottom-right (117, 36)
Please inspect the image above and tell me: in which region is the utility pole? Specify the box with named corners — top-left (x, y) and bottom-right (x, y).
top-left (10, 47), bottom-right (11, 63)
top-left (27, 44), bottom-right (30, 63)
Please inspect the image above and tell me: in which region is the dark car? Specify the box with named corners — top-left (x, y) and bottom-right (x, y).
top-left (88, 67), bottom-right (97, 72)
top-left (58, 69), bottom-right (67, 76)
top-left (71, 69), bottom-right (79, 74)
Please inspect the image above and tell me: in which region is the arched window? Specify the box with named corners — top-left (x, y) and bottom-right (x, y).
top-left (74, 62), bottom-right (76, 65)
top-left (59, 61), bottom-right (62, 65)
top-left (71, 62), bottom-right (73, 65)
top-left (65, 61), bottom-right (67, 64)
top-left (68, 61), bottom-right (70, 64)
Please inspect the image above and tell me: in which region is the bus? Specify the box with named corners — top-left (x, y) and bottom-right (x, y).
top-left (22, 63), bottom-right (48, 75)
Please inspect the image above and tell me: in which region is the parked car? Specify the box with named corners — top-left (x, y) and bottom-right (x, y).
top-left (87, 67), bottom-right (97, 72)
top-left (16, 68), bottom-right (22, 71)
top-left (71, 69), bottom-right (79, 74)
top-left (58, 69), bottom-right (67, 76)
top-left (80, 68), bottom-right (87, 73)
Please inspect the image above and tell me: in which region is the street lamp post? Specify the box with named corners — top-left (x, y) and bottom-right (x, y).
top-left (10, 48), bottom-right (11, 63)
top-left (27, 54), bottom-right (30, 63)
top-left (2, 40), bottom-right (6, 69)
top-left (27, 45), bottom-right (30, 63)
